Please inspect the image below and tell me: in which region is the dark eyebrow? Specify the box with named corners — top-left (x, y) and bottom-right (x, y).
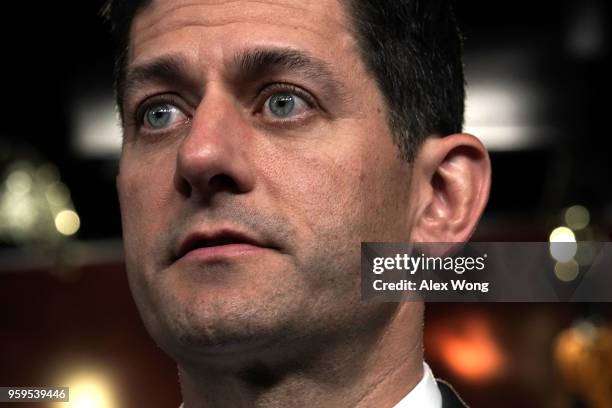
top-left (229, 48), bottom-right (347, 99)
top-left (118, 48), bottom-right (349, 120)
top-left (119, 55), bottom-right (195, 112)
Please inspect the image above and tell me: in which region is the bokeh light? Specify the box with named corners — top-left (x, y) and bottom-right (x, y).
top-left (549, 226), bottom-right (577, 262)
top-left (549, 227), bottom-right (578, 262)
top-left (564, 205), bottom-right (590, 231)
top-left (5, 170), bottom-right (33, 195)
top-left (54, 210), bottom-right (81, 236)
top-left (46, 182), bottom-right (71, 207)
top-left (431, 316), bottom-right (506, 382)
top-left (555, 260), bottom-right (580, 282)
top-left (59, 371), bottom-right (116, 408)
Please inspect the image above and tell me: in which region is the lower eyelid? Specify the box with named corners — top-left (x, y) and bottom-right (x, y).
top-left (139, 120), bottom-right (191, 139)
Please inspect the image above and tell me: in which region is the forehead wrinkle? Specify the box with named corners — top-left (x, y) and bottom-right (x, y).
top-left (131, 1), bottom-right (346, 57)
top-left (132, 20), bottom-right (344, 67)
top-left (136, 0), bottom-right (317, 32)
top-left (133, 20), bottom-right (246, 54)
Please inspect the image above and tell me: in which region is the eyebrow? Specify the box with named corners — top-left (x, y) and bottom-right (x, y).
top-left (119, 55), bottom-right (195, 110)
top-left (119, 47), bottom-right (348, 117)
top-left (231, 48), bottom-right (341, 85)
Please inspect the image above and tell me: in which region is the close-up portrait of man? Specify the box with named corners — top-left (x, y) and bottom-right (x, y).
top-left (107, 0), bottom-right (491, 406)
top-left (0, 0), bottom-right (612, 408)
top-left (5, 0), bottom-right (612, 406)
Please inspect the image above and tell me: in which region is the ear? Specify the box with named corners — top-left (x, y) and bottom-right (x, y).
top-left (410, 134), bottom-right (491, 242)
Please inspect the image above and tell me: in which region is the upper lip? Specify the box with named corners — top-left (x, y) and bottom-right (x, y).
top-left (174, 228), bottom-right (269, 261)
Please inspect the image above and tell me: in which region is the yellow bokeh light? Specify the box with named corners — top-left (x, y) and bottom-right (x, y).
top-left (54, 209), bottom-right (81, 236)
top-left (5, 170), bottom-right (32, 195)
top-left (550, 226), bottom-right (576, 243)
top-left (60, 372), bottom-right (116, 408)
top-left (555, 260), bottom-right (580, 282)
top-left (549, 226), bottom-right (577, 262)
top-left (46, 182), bottom-right (71, 207)
top-left (3, 194), bottom-right (37, 229)
top-left (564, 205), bottom-right (590, 231)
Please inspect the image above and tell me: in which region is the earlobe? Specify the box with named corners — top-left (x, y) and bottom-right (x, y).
top-left (410, 134), bottom-right (491, 243)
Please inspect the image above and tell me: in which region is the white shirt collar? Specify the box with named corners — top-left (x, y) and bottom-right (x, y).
top-left (179, 362), bottom-right (441, 408)
top-left (392, 362), bottom-right (442, 408)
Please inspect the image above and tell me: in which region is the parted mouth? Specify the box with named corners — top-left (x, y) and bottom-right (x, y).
top-left (173, 229), bottom-right (271, 262)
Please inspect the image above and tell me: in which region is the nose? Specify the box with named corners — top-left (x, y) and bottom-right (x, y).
top-left (175, 91), bottom-right (255, 199)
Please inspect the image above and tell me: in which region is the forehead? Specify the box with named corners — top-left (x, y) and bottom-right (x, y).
top-left (129, 0), bottom-right (355, 68)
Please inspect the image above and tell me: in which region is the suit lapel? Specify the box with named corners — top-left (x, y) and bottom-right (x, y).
top-left (436, 379), bottom-right (468, 408)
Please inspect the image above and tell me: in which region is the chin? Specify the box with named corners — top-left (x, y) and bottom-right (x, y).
top-left (150, 304), bottom-right (306, 370)
top-left (139, 268), bottom-right (307, 363)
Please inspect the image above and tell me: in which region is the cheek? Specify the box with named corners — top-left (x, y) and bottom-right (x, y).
top-left (260, 135), bottom-right (412, 243)
top-left (260, 148), bottom-right (355, 234)
top-left (117, 155), bottom-right (176, 259)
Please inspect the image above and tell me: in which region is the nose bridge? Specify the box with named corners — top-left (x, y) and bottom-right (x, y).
top-left (175, 86), bottom-right (254, 196)
top-left (182, 86), bottom-right (241, 157)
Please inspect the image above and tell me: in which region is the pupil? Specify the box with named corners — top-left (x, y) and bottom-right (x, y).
top-left (148, 105), bottom-right (171, 128)
top-left (270, 94), bottom-right (294, 117)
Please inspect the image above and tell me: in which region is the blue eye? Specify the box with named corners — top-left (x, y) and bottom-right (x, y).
top-left (264, 93), bottom-right (309, 119)
top-left (143, 103), bottom-right (186, 130)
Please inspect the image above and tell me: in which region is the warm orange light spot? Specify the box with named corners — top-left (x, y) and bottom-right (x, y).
top-left (432, 317), bottom-right (505, 382)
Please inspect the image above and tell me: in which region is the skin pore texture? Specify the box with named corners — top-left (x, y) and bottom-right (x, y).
top-left (116, 0), bottom-right (491, 407)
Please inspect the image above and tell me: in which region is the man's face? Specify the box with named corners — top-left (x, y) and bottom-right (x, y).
top-left (117, 0), bottom-right (418, 360)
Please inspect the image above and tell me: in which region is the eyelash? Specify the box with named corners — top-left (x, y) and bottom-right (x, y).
top-left (258, 83), bottom-right (316, 107)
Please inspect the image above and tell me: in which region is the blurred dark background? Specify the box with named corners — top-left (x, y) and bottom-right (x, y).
top-left (1, 1), bottom-right (611, 407)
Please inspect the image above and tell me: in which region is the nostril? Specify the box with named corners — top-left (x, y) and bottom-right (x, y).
top-left (174, 172), bottom-right (243, 199)
top-left (208, 173), bottom-right (241, 193)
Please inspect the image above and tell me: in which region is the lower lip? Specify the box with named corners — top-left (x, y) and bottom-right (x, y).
top-left (178, 243), bottom-right (267, 263)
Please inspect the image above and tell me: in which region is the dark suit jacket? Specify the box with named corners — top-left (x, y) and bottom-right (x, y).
top-left (437, 380), bottom-right (468, 408)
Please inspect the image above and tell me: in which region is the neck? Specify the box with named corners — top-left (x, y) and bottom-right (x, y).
top-left (179, 303), bottom-right (424, 408)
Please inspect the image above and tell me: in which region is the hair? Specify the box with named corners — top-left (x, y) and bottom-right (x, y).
top-left (102, 0), bottom-right (465, 160)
